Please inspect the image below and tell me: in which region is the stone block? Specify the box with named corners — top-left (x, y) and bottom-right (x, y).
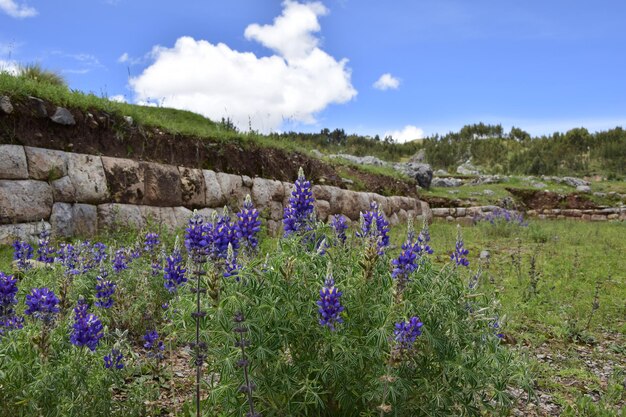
top-left (591, 214), bottom-right (607, 221)
top-left (97, 203), bottom-right (145, 231)
top-left (0, 221), bottom-right (50, 245)
top-left (73, 204), bottom-right (97, 237)
top-left (252, 177), bottom-right (284, 207)
top-left (50, 202), bottom-right (73, 237)
top-left (269, 201), bottom-right (284, 221)
top-left (102, 157), bottom-right (144, 204)
top-left (0, 180), bottom-right (53, 224)
top-left (179, 167), bottom-right (206, 208)
top-left (172, 206), bottom-right (193, 229)
top-left (24, 147), bottom-right (68, 180)
top-left (142, 162), bottom-right (182, 207)
top-left (312, 185), bottom-right (331, 201)
top-left (216, 172), bottom-right (243, 207)
top-left (51, 176), bottom-right (76, 202)
top-left (0, 145), bottom-right (29, 180)
top-left (314, 200), bottom-right (331, 222)
top-left (67, 153), bottom-right (109, 204)
top-left (203, 170), bottom-right (226, 207)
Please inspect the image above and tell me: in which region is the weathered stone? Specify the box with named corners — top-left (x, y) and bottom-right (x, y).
top-left (142, 162), bottom-right (181, 207)
top-left (591, 214), bottom-right (607, 221)
top-left (446, 215), bottom-right (455, 222)
top-left (97, 203), bottom-right (145, 231)
top-left (456, 207), bottom-right (466, 217)
top-left (368, 193), bottom-right (391, 216)
top-left (480, 250), bottom-right (490, 259)
top-left (397, 209), bottom-right (408, 224)
top-left (607, 213), bottom-right (618, 220)
top-left (50, 202), bottom-right (74, 237)
top-left (335, 190), bottom-right (361, 220)
top-left (0, 180), bottom-right (53, 224)
top-left (86, 112), bottom-right (99, 129)
top-left (67, 153), bottom-right (109, 204)
top-left (315, 200), bottom-right (330, 221)
top-left (73, 204), bottom-right (97, 237)
top-left (562, 177), bottom-right (590, 188)
top-left (50, 107), bottom-right (75, 125)
top-left (431, 177), bottom-right (463, 188)
top-left (139, 206), bottom-right (178, 230)
top-left (216, 172), bottom-right (243, 206)
top-left (421, 201), bottom-right (433, 224)
top-left (102, 157), bottom-right (144, 204)
top-left (0, 221), bottom-right (51, 245)
top-left (576, 185), bottom-right (591, 193)
top-left (24, 147), bottom-right (68, 180)
top-left (203, 170), bottom-right (225, 207)
top-left (266, 220), bottom-right (280, 237)
top-left (456, 161), bottom-right (480, 175)
top-left (51, 176), bottom-right (76, 202)
top-left (0, 145), bottom-right (28, 179)
top-left (242, 175), bottom-right (253, 188)
top-left (179, 167), bottom-right (206, 208)
top-left (172, 206), bottom-right (193, 228)
top-left (388, 212), bottom-right (399, 226)
top-left (28, 96), bottom-right (47, 117)
top-left (312, 185), bottom-right (331, 201)
top-left (581, 214), bottom-right (591, 221)
top-left (252, 178), bottom-right (285, 207)
top-left (0, 96), bottom-right (13, 114)
top-left (269, 201), bottom-right (284, 221)
top-left (456, 217), bottom-right (474, 227)
top-left (432, 208), bottom-right (449, 217)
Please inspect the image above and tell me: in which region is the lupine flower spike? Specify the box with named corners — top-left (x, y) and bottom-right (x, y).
top-left (330, 214), bottom-right (348, 244)
top-left (95, 269), bottom-right (116, 308)
top-left (70, 299), bottom-right (104, 351)
top-left (37, 225), bottom-right (55, 264)
top-left (236, 194), bottom-right (262, 254)
top-left (224, 243), bottom-right (241, 279)
top-left (104, 348), bottom-right (124, 369)
top-left (12, 240), bottom-right (33, 271)
top-left (450, 225), bottom-right (469, 267)
top-left (317, 263), bottom-right (345, 330)
top-left (0, 272), bottom-right (23, 336)
top-left (24, 287), bottom-right (60, 324)
top-left (283, 167), bottom-right (315, 236)
top-left (163, 242), bottom-right (187, 292)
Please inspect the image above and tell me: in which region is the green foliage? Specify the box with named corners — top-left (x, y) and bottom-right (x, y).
top-left (17, 63), bottom-right (67, 88)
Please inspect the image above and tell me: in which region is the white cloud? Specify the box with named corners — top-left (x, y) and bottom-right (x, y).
top-left (373, 73), bottom-right (400, 90)
top-left (383, 125), bottom-right (425, 143)
top-left (0, 59), bottom-right (20, 75)
top-left (118, 52), bottom-right (129, 63)
top-left (0, 0), bottom-right (37, 18)
top-left (129, 0), bottom-right (356, 132)
top-left (109, 94), bottom-right (127, 103)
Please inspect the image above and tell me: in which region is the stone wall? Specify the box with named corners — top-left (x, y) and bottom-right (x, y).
top-left (0, 144), bottom-right (431, 244)
top-left (431, 206), bottom-right (626, 224)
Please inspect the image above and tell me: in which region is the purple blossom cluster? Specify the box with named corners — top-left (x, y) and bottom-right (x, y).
top-left (24, 287), bottom-right (60, 325)
top-left (95, 270), bottom-right (116, 309)
top-left (12, 240), bottom-right (33, 271)
top-left (163, 248), bottom-right (187, 292)
top-left (113, 249), bottom-right (128, 273)
top-left (143, 232), bottom-right (161, 254)
top-left (450, 227), bottom-right (470, 267)
top-left (283, 168), bottom-right (315, 237)
top-left (57, 243), bottom-right (80, 275)
top-left (317, 270), bottom-right (345, 330)
top-left (478, 208), bottom-right (528, 227)
top-left (391, 241), bottom-right (419, 287)
top-left (330, 214), bottom-right (348, 244)
top-left (393, 316), bottom-right (424, 350)
top-left (0, 272), bottom-right (22, 335)
top-left (357, 202), bottom-right (390, 254)
top-left (104, 348), bottom-right (124, 369)
top-left (143, 330), bottom-right (165, 360)
top-left (236, 195), bottom-right (262, 252)
top-left (185, 210), bottom-right (241, 263)
top-left (70, 299), bottom-right (104, 351)
top-left (37, 229), bottom-right (55, 264)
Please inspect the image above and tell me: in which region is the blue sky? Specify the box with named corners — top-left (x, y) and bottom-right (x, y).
top-left (2, 0), bottom-right (625, 141)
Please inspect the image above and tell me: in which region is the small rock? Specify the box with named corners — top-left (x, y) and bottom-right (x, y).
top-left (0, 95), bottom-right (13, 114)
top-left (531, 182), bottom-right (547, 189)
top-left (480, 250), bottom-right (490, 259)
top-left (341, 177), bottom-right (354, 185)
top-left (456, 160), bottom-right (480, 175)
top-left (123, 115), bottom-right (133, 126)
top-left (28, 96), bottom-right (47, 117)
top-left (483, 189), bottom-right (495, 196)
top-left (576, 185), bottom-right (591, 193)
top-left (50, 107), bottom-right (76, 125)
top-left (434, 169), bottom-right (449, 176)
top-left (86, 112), bottom-right (99, 129)
top-left (431, 177), bottom-right (463, 187)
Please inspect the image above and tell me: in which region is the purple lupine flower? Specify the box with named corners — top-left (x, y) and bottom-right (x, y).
top-left (356, 202), bottom-right (390, 254)
top-left (57, 243), bottom-right (80, 275)
top-left (143, 232), bottom-right (160, 253)
top-left (317, 268), bottom-right (344, 330)
top-left (414, 222), bottom-right (434, 256)
top-left (283, 167), bottom-right (315, 237)
top-left (185, 213), bottom-right (212, 259)
top-left (12, 240), bottom-right (33, 271)
top-left (129, 246), bottom-right (142, 260)
top-left (212, 208), bottom-right (239, 260)
top-left (143, 330), bottom-right (165, 359)
top-left (391, 241), bottom-right (419, 287)
top-left (236, 195), bottom-right (262, 252)
top-left (450, 226), bottom-right (469, 267)
top-left (480, 208), bottom-right (527, 227)
top-left (490, 317), bottom-right (505, 339)
top-left (393, 316), bottom-right (424, 350)
top-left (24, 287), bottom-right (60, 324)
top-left (37, 229), bottom-right (55, 264)
top-left (70, 299), bottom-right (104, 351)
top-left (91, 242), bottom-right (108, 264)
top-left (330, 214), bottom-right (348, 244)
top-left (223, 243), bottom-right (240, 279)
top-left (0, 272), bottom-right (18, 316)
top-left (0, 315), bottom-right (24, 336)
top-left (104, 348), bottom-right (124, 369)
top-left (112, 249), bottom-right (128, 273)
top-left (316, 237), bottom-right (330, 256)
top-left (163, 248), bottom-right (187, 292)
top-left (95, 270), bottom-right (116, 309)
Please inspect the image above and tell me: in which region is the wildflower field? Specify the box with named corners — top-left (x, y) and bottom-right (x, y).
top-left (0, 171), bottom-right (624, 417)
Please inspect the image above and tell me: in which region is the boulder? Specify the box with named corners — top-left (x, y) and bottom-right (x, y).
top-left (431, 177), bottom-right (463, 188)
top-left (142, 162), bottom-right (182, 207)
top-left (0, 145), bottom-right (29, 179)
top-left (73, 204), bottom-right (97, 237)
top-left (252, 177), bottom-right (284, 207)
top-left (50, 202), bottom-right (74, 237)
top-left (97, 203), bottom-right (145, 231)
top-left (0, 180), bottom-right (53, 224)
top-left (395, 162), bottom-right (433, 188)
top-left (67, 153), bottom-right (109, 204)
top-left (562, 177), bottom-right (590, 188)
top-left (314, 200), bottom-right (331, 221)
top-left (456, 161), bottom-right (480, 176)
top-left (25, 147), bottom-right (68, 180)
top-left (102, 157), bottom-right (144, 204)
top-left (172, 206), bottom-right (193, 229)
top-left (576, 185), bottom-right (591, 193)
top-left (50, 107), bottom-right (75, 125)
top-left (216, 173), bottom-right (243, 206)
